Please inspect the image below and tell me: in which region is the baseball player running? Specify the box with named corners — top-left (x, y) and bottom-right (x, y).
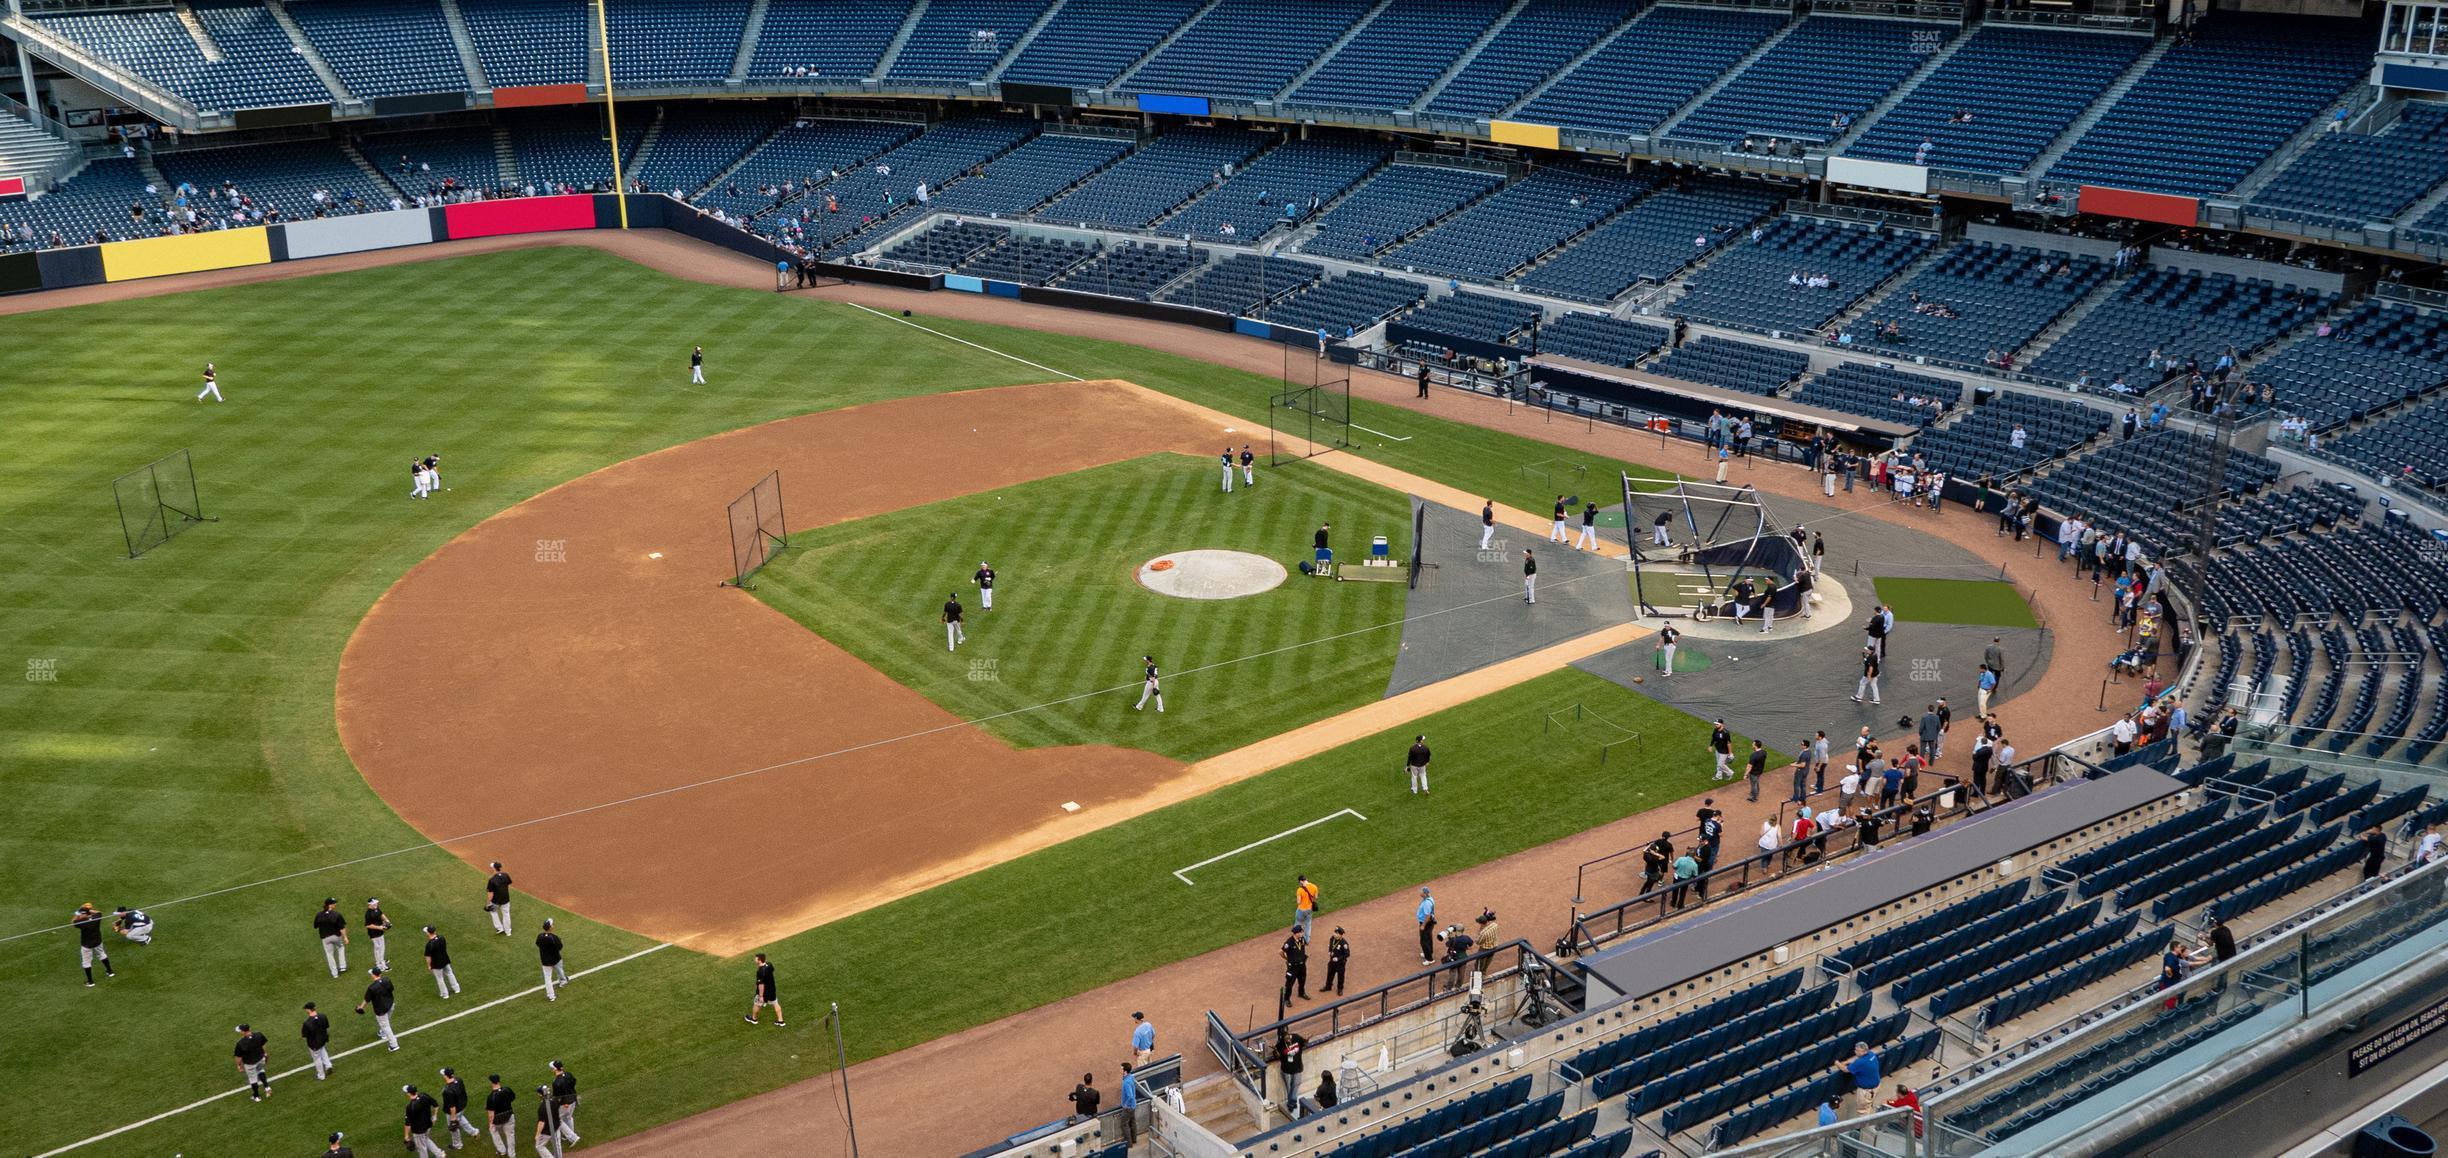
top-left (233, 1024), bottom-right (272, 1101)
top-left (484, 862), bottom-right (513, 935)
top-left (301, 1001), bottom-right (336, 1079)
top-left (197, 361), bottom-right (222, 402)
top-left (73, 903), bottom-right (114, 986)
top-left (1135, 655), bottom-right (1164, 712)
top-left (314, 898), bottom-right (350, 978)
top-left (424, 925), bottom-right (462, 999)
top-left (537, 919), bottom-right (569, 1001)
top-left (973, 562), bottom-right (995, 610)
top-left (358, 966), bottom-right (401, 1051)
top-left (943, 593), bottom-right (967, 652)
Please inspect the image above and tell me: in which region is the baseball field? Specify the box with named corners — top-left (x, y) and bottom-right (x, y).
top-left (0, 242), bottom-right (1767, 1156)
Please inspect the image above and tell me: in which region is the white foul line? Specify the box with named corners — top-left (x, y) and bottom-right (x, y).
top-left (838, 301), bottom-right (1085, 382)
top-left (1352, 423), bottom-right (1411, 442)
top-left (1173, 809), bottom-right (1368, 885)
top-left (32, 942), bottom-right (675, 1158)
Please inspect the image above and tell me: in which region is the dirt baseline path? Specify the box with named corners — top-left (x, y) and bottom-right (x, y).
top-left (335, 380), bottom-right (1231, 954)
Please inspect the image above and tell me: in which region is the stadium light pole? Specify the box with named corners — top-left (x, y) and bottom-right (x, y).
top-left (592, 0), bottom-right (628, 229)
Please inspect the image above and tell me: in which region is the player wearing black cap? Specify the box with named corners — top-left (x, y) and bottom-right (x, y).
top-left (484, 1075), bottom-right (518, 1156)
top-left (356, 966), bottom-right (400, 1051)
top-left (531, 1087), bottom-right (561, 1158)
top-left (746, 953), bottom-right (784, 1027)
top-left (364, 898), bottom-right (392, 972)
top-left (943, 592), bottom-right (967, 652)
top-left (537, 919), bottom-right (568, 1001)
top-left (440, 1068), bottom-right (482, 1150)
top-left (73, 902), bottom-right (113, 986)
top-left (548, 1061), bottom-right (580, 1144)
top-left (1135, 656), bottom-right (1163, 712)
top-left (301, 1002), bottom-right (335, 1079)
top-left (484, 862), bottom-right (514, 936)
top-left (233, 1024), bottom-right (271, 1101)
top-left (323, 1130), bottom-right (354, 1156)
top-left (403, 1084), bottom-right (444, 1156)
top-left (314, 898), bottom-right (350, 978)
top-left (424, 925), bottom-right (461, 999)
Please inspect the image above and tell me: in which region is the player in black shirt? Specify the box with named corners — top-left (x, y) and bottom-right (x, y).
top-left (322, 1130), bottom-right (353, 1156)
top-left (301, 1001), bottom-right (335, 1080)
top-left (1523, 549), bottom-right (1537, 604)
top-left (1239, 445), bottom-right (1255, 488)
top-left (232, 1024), bottom-right (271, 1101)
top-left (1405, 735), bottom-right (1432, 795)
top-left (73, 903), bottom-right (113, 986)
top-left (972, 562), bottom-right (996, 610)
top-left (532, 1090), bottom-right (560, 1156)
top-left (314, 898), bottom-right (350, 978)
top-left (689, 345), bottom-right (705, 384)
top-left (943, 593), bottom-right (967, 653)
top-left (484, 1076), bottom-right (518, 1156)
top-left (484, 862), bottom-right (514, 935)
top-left (356, 967), bottom-right (401, 1051)
top-left (1134, 655), bottom-right (1164, 713)
top-left (423, 925), bottom-right (461, 999)
top-left (549, 1061), bottom-right (580, 1144)
top-left (363, 898), bottom-right (392, 972)
top-left (747, 952), bottom-right (785, 1027)
top-left (1549, 495), bottom-right (1568, 544)
top-left (402, 1085), bottom-right (442, 1156)
top-left (439, 1068), bottom-right (481, 1148)
top-left (537, 918), bottom-right (568, 1001)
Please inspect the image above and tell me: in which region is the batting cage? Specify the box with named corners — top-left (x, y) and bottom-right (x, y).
top-left (113, 448), bottom-right (212, 559)
top-left (1619, 475), bottom-right (1808, 618)
top-left (723, 470), bottom-right (788, 588)
top-left (1266, 348), bottom-right (1352, 464)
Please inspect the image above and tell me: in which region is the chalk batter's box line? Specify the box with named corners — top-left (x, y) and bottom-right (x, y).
top-left (1174, 808), bottom-right (1368, 885)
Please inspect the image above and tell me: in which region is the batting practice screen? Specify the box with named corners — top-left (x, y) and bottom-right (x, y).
top-left (112, 448), bottom-right (207, 559)
top-left (724, 470), bottom-right (788, 585)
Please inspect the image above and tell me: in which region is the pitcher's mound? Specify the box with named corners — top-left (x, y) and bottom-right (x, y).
top-left (1137, 550), bottom-right (1287, 600)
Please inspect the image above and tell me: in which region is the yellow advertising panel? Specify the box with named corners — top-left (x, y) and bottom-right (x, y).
top-left (101, 228), bottom-right (273, 283)
top-left (1488, 120), bottom-right (1562, 150)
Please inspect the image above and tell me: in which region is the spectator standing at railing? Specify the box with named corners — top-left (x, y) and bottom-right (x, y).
top-left (2362, 827), bottom-right (2390, 882)
top-left (1130, 1011), bottom-right (1154, 1063)
top-left (1415, 888), bottom-right (1437, 965)
top-left (1640, 834), bottom-right (1674, 897)
top-left (1837, 1041), bottom-right (1882, 1116)
top-left (1118, 1063), bottom-right (1141, 1145)
top-left (1669, 851), bottom-right (1699, 909)
top-left (1067, 1072), bottom-right (1101, 1124)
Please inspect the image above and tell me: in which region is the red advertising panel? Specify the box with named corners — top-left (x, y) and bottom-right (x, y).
top-left (442, 195), bottom-right (599, 240)
top-left (490, 84), bottom-right (590, 108)
top-left (2076, 185), bottom-right (2201, 228)
top-left (0, 175), bottom-right (25, 202)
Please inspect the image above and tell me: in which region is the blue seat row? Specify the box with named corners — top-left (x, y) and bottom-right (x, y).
top-left (1791, 362), bottom-right (1958, 429)
top-left (1908, 388), bottom-right (2108, 481)
top-left (999, 0), bottom-right (1204, 88)
top-left (1669, 216), bottom-right (1935, 336)
top-left (1427, 0), bottom-right (1639, 119)
top-left (289, 0), bottom-right (469, 98)
top-left (2150, 822), bottom-right (2344, 921)
top-left (1891, 899), bottom-right (2103, 1006)
top-left (1386, 165), bottom-right (1650, 282)
top-left (2309, 779), bottom-right (2383, 828)
top-left (1848, 27), bottom-right (2151, 176)
top-left (1262, 272), bottom-right (1433, 336)
top-left (1851, 888), bottom-right (2068, 990)
top-left (1655, 1013), bottom-right (1912, 1135)
top-left (1666, 17), bottom-right (1943, 148)
top-left (1041, 128), bottom-right (1269, 230)
top-left (1122, 0), bottom-right (1375, 101)
top-left (1846, 243), bottom-right (2108, 368)
top-left (927, 133), bottom-right (1133, 215)
top-left (1562, 971), bottom-right (1804, 1081)
top-left (1054, 241), bottom-right (1205, 301)
top-left (884, 0), bottom-right (1048, 82)
top-left (2059, 800), bottom-right (2230, 878)
top-left (2250, 103), bottom-right (2448, 225)
top-left (1823, 878), bottom-right (2031, 978)
top-left (1952, 998), bottom-right (2250, 1142)
top-left (1645, 336), bottom-right (1810, 396)
top-left (1535, 314), bottom-right (1672, 367)
top-left (1159, 252), bottom-right (1323, 315)
top-left (1706, 1030), bottom-right (1941, 1149)
top-left (1288, 0), bottom-right (1510, 113)
top-left (1164, 139), bottom-right (1390, 239)
top-left (2081, 806), bottom-right (2267, 900)
top-left (1400, 292), bottom-right (1546, 349)
top-left (1622, 995), bottom-right (1872, 1113)
top-left (1518, 181), bottom-right (1784, 304)
top-left (1319, 1079), bottom-right (1544, 1158)
top-left (1977, 928), bottom-right (2170, 1029)
top-left (1925, 910), bottom-right (2143, 1018)
top-left (1514, 7), bottom-right (1787, 138)
top-left (746, 0), bottom-right (912, 80)
top-left (1589, 987), bottom-right (1846, 1101)
top-left (2203, 841), bottom-right (2364, 925)
top-left (1303, 164), bottom-right (1504, 262)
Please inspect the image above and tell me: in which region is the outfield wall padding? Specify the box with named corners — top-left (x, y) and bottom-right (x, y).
top-left (821, 261), bottom-right (938, 291)
top-left (34, 244), bottom-right (104, 290)
top-left (2076, 186), bottom-right (2200, 227)
top-left (281, 208), bottom-right (439, 259)
top-left (1015, 285), bottom-right (1236, 331)
top-left (0, 249), bottom-right (40, 294)
top-left (442, 195), bottom-right (599, 240)
top-left (491, 84), bottom-right (590, 108)
top-left (100, 227), bottom-right (272, 282)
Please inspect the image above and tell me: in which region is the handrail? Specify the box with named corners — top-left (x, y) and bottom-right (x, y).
top-left (0, 13), bottom-right (206, 130)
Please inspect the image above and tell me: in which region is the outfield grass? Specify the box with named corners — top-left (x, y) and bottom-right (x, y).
top-left (1872, 577), bottom-right (2041, 629)
top-left (0, 246), bottom-right (1724, 1155)
top-left (753, 453), bottom-right (1410, 761)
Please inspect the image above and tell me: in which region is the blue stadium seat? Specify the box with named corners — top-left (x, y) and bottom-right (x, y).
top-left (1848, 27), bottom-right (2149, 176)
top-left (1041, 128), bottom-right (1270, 230)
top-left (1122, 0), bottom-right (1375, 101)
top-left (457, 0), bottom-right (588, 86)
top-left (1669, 216), bottom-right (1935, 335)
top-left (1262, 272), bottom-right (1432, 336)
top-left (1517, 181), bottom-right (1784, 304)
top-left (1666, 18), bottom-right (1947, 148)
top-left (1386, 166), bottom-right (1648, 282)
top-left (886, 0), bottom-right (1051, 83)
top-left (1287, 0), bottom-right (1510, 113)
top-left (1427, 0), bottom-right (1637, 120)
top-left (1302, 164), bottom-right (1503, 261)
top-left (1513, 7), bottom-right (1786, 137)
top-left (289, 0), bottom-right (471, 98)
top-left (2249, 103), bottom-right (2448, 225)
top-left (746, 0), bottom-right (911, 81)
top-left (997, 0), bottom-right (1202, 89)
top-left (1841, 243), bottom-right (2108, 368)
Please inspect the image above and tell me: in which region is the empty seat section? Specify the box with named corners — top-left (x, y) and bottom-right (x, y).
top-left (601, 0), bottom-right (750, 86)
top-left (1164, 139), bottom-right (1388, 238)
top-left (1387, 166), bottom-right (1648, 281)
top-left (925, 133), bottom-right (1129, 215)
top-left (1849, 27), bottom-right (2148, 175)
top-left (998, 0), bottom-right (1202, 88)
top-left (1160, 251), bottom-right (1322, 314)
top-left (1428, 0), bottom-right (1637, 119)
top-left (1288, 0), bottom-right (1509, 113)
top-left (1791, 363), bottom-right (1959, 427)
top-left (1054, 241), bottom-right (1206, 300)
top-left (458, 0), bottom-right (588, 86)
top-left (39, 3), bottom-right (330, 110)
top-left (691, 118), bottom-right (918, 219)
top-left (2045, 13), bottom-right (2371, 196)
top-left (360, 127), bottom-right (503, 195)
top-left (747, 0), bottom-right (911, 80)
top-left (1536, 313), bottom-right (1671, 366)
top-left (2248, 103), bottom-right (2448, 224)
top-left (1040, 128), bottom-right (1268, 229)
top-left (2025, 266), bottom-right (2333, 387)
top-left (1844, 242), bottom-right (2109, 366)
top-left (2247, 301), bottom-right (2448, 432)
top-left (1646, 336), bottom-right (1808, 396)
top-left (1399, 291), bottom-right (1544, 350)
top-left (1261, 271), bottom-right (1432, 335)
top-left (288, 0), bottom-right (470, 98)
top-left (1301, 163), bottom-right (1502, 261)
top-left (1669, 216), bottom-right (1934, 335)
top-left (1668, 17), bottom-right (1943, 147)
top-left (1513, 7), bottom-right (1785, 137)
top-left (505, 108), bottom-right (645, 191)
top-left (1123, 0), bottom-right (1375, 101)
top-left (886, 0), bottom-right (1052, 82)
top-left (1517, 181), bottom-right (1784, 303)
top-left (632, 105), bottom-right (787, 196)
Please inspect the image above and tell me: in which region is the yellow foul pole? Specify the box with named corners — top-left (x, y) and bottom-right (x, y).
top-left (593, 0), bottom-right (628, 228)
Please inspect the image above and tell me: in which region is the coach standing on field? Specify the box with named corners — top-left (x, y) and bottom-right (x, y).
top-left (973, 562), bottom-right (996, 610)
top-left (484, 863), bottom-right (514, 936)
top-left (315, 898), bottom-right (350, 978)
top-left (1406, 734), bottom-right (1432, 795)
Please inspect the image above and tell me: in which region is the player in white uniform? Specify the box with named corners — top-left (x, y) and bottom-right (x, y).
top-left (973, 563), bottom-right (995, 610)
top-left (411, 460), bottom-right (431, 500)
